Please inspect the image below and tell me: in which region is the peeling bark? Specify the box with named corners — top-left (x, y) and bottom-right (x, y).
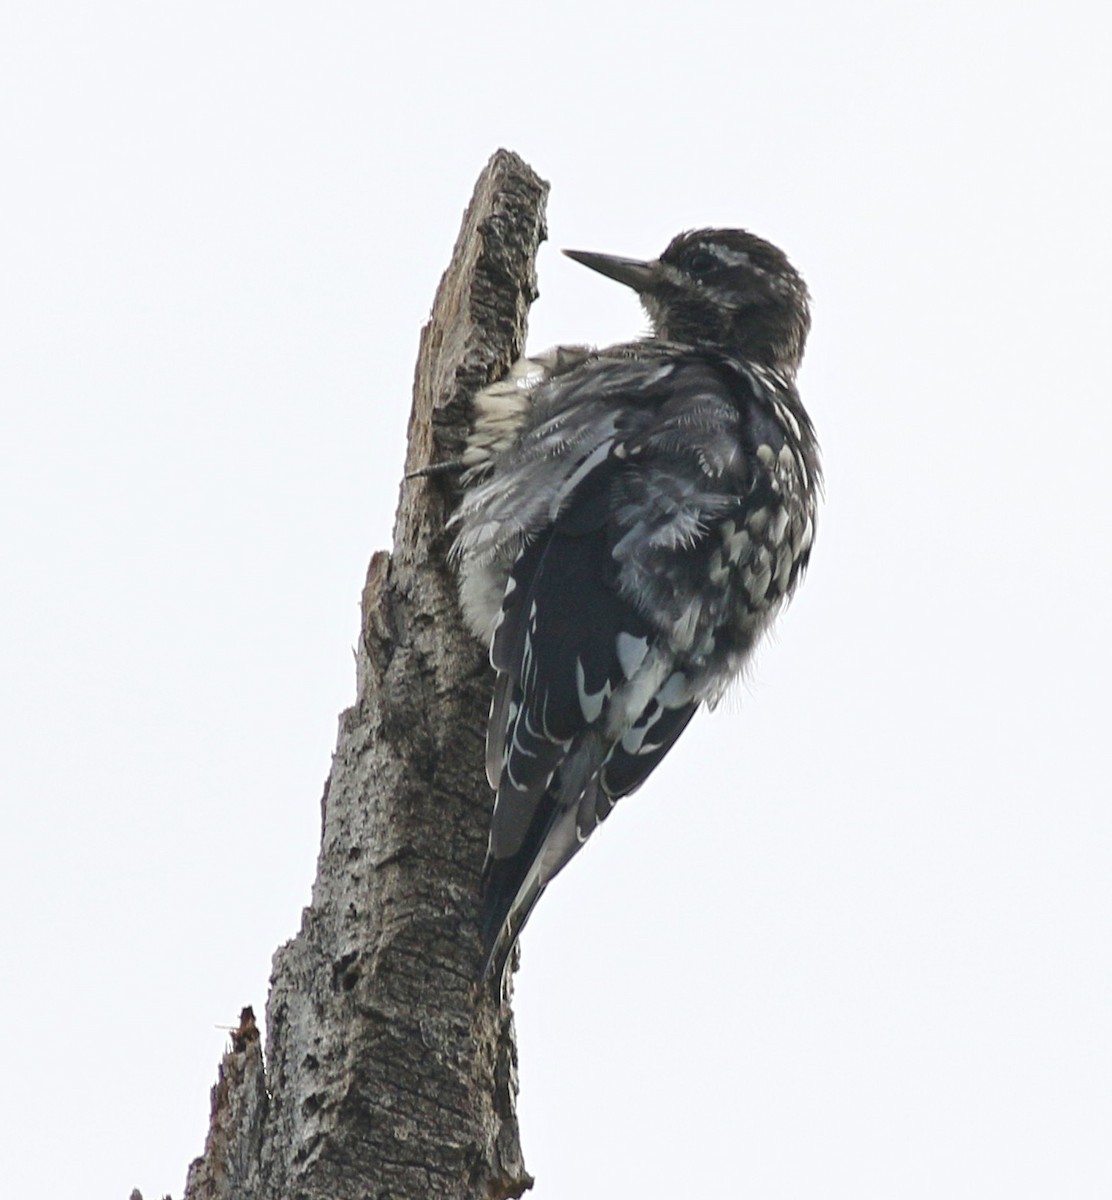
top-left (178, 149), bottom-right (547, 1200)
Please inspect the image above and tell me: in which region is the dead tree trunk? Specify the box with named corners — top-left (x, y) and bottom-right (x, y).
top-left (179, 149), bottom-right (547, 1200)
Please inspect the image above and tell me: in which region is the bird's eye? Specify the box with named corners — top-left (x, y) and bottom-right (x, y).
top-left (684, 250), bottom-right (717, 277)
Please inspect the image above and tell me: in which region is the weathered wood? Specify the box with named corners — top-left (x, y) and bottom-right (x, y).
top-left (180, 149), bottom-right (547, 1200)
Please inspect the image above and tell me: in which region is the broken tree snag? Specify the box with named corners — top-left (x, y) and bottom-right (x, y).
top-left (179, 150), bottom-right (547, 1200)
top-left (183, 1011), bottom-right (267, 1200)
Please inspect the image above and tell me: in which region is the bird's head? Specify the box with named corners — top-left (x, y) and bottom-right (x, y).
top-left (564, 228), bottom-right (810, 376)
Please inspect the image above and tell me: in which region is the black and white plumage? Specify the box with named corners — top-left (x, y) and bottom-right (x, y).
top-left (452, 228), bottom-right (821, 983)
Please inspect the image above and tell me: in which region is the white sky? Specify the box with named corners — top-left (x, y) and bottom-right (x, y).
top-left (2, 3), bottom-right (1110, 1197)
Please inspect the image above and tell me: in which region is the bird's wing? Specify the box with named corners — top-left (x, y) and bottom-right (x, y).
top-left (480, 447), bottom-right (700, 976)
top-left (475, 355), bottom-right (761, 976)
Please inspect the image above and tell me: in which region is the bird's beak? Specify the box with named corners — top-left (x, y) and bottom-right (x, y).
top-left (562, 249), bottom-right (659, 293)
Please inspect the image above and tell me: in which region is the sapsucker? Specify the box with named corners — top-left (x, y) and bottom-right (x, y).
top-left (452, 228), bottom-right (821, 983)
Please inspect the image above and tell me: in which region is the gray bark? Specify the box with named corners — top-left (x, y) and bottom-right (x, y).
top-left (178, 149), bottom-right (547, 1200)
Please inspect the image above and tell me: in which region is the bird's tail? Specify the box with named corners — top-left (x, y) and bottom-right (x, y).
top-left (479, 750), bottom-right (608, 987)
top-left (480, 853), bottom-right (547, 987)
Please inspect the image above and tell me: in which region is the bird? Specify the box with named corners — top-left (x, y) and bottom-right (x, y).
top-left (451, 228), bottom-right (821, 985)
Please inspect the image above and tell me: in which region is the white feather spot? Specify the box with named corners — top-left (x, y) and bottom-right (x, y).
top-left (576, 658), bottom-right (611, 724)
top-left (670, 603), bottom-right (701, 651)
top-left (769, 507), bottom-right (789, 545)
top-left (775, 402), bottom-right (802, 440)
top-left (621, 706), bottom-right (665, 754)
top-left (616, 632), bottom-right (650, 680)
top-left (656, 671), bottom-right (693, 708)
top-left (727, 528), bottom-right (751, 562)
top-left (746, 508), bottom-right (770, 537)
top-left (746, 567), bottom-right (772, 604)
top-left (775, 547), bottom-right (794, 591)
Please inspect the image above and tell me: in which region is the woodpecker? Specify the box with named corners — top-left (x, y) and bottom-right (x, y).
top-left (452, 228), bottom-right (820, 983)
